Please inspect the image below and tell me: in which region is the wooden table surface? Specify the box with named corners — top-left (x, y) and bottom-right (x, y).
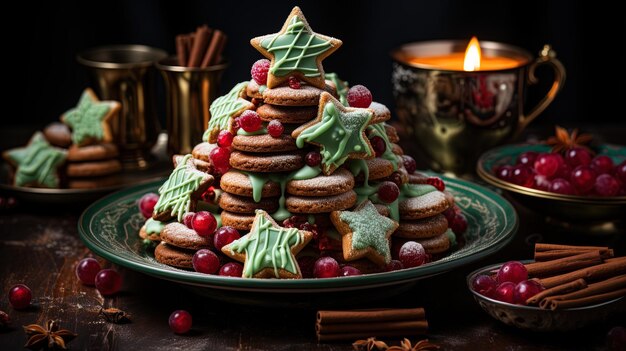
top-left (1, 126), bottom-right (625, 350)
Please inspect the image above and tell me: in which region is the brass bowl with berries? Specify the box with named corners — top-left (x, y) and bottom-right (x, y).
top-left (477, 142), bottom-right (626, 222)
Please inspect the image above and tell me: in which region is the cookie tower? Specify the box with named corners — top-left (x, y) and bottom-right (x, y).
top-left (148, 7), bottom-right (460, 278)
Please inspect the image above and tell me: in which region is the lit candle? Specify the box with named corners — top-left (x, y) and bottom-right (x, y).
top-left (407, 37), bottom-right (525, 71)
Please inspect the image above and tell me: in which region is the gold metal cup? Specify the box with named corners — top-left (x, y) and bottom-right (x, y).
top-left (77, 45), bottom-right (167, 169)
top-left (156, 58), bottom-right (228, 156)
top-left (391, 41), bottom-right (566, 175)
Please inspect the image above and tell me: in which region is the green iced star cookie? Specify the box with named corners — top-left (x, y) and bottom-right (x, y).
top-left (62, 88), bottom-right (120, 146)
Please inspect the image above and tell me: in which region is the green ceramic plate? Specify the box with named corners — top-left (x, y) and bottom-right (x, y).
top-left (78, 175), bottom-right (517, 305)
top-left (477, 143), bottom-right (626, 222)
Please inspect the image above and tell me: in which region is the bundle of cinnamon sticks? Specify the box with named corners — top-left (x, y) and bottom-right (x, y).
top-left (176, 25), bottom-right (227, 68)
top-left (316, 308), bottom-right (428, 342)
top-left (524, 243), bottom-right (626, 310)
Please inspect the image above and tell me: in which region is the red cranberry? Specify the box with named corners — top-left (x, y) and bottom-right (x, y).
top-left (219, 262), bottom-right (243, 277)
top-left (305, 151), bottom-right (322, 167)
top-left (192, 249), bottom-right (220, 274)
top-left (513, 280), bottom-right (545, 305)
top-left (138, 193), bottom-right (159, 219)
top-left (615, 161), bottom-right (626, 183)
top-left (426, 177), bottom-right (445, 191)
top-left (251, 59), bottom-right (270, 85)
top-left (472, 274), bottom-right (497, 298)
top-left (516, 151), bottom-right (538, 167)
top-left (192, 211), bottom-right (217, 237)
top-left (288, 76), bottom-right (301, 89)
top-left (496, 261), bottom-right (527, 285)
top-left (169, 310), bottom-right (192, 334)
top-left (370, 136), bottom-right (386, 157)
top-left (550, 178), bottom-right (576, 195)
top-left (95, 269), bottom-right (123, 296)
top-left (313, 257), bottom-right (340, 278)
top-left (442, 207), bottom-right (456, 224)
top-left (554, 162), bottom-right (572, 180)
top-left (510, 165), bottom-right (534, 187)
top-left (75, 258), bottom-right (102, 286)
top-left (570, 166), bottom-right (596, 193)
top-left (217, 130), bottom-right (234, 147)
top-left (238, 110), bottom-right (262, 132)
top-left (267, 120), bottom-right (284, 138)
top-left (340, 266), bottom-right (362, 276)
top-left (398, 241), bottom-right (427, 268)
top-left (450, 213), bottom-right (468, 235)
top-left (494, 282), bottom-right (516, 304)
top-left (591, 155), bottom-right (614, 175)
top-left (402, 155), bottom-right (417, 174)
top-left (495, 165), bottom-right (513, 182)
top-left (213, 226), bottom-right (241, 251)
top-left (534, 153), bottom-right (562, 178)
top-left (347, 85), bottom-right (372, 108)
top-left (9, 284), bottom-right (32, 309)
top-left (385, 260), bottom-right (404, 272)
top-left (183, 212), bottom-right (195, 228)
top-left (565, 147), bottom-right (592, 167)
top-left (209, 146), bottom-right (231, 175)
top-left (595, 174), bottom-right (620, 196)
top-left (388, 172), bottom-right (404, 187)
top-left (377, 181), bottom-right (400, 203)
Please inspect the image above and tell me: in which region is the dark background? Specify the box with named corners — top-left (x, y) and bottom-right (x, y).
top-left (14, 0), bottom-right (626, 132)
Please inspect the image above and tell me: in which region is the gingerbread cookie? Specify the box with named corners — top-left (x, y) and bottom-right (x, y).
top-left (330, 200), bottom-right (399, 266)
top-left (256, 103), bottom-right (318, 124)
top-left (394, 214), bottom-right (449, 239)
top-left (286, 168), bottom-right (354, 196)
top-left (368, 102), bottom-right (391, 124)
top-left (152, 154), bottom-right (214, 221)
top-left (154, 242), bottom-right (195, 269)
top-left (399, 189), bottom-right (450, 220)
top-left (220, 171), bottom-right (281, 199)
top-left (139, 218), bottom-right (166, 241)
top-left (286, 190), bottom-right (356, 214)
top-left (67, 143), bottom-right (119, 162)
top-left (61, 88), bottom-right (120, 146)
top-left (250, 6), bottom-right (342, 90)
top-left (221, 210), bottom-right (313, 278)
top-left (293, 93), bottom-right (374, 175)
top-left (203, 81), bottom-right (255, 143)
top-left (218, 192), bottom-right (279, 214)
top-left (220, 211), bottom-right (256, 231)
top-left (2, 132), bottom-right (67, 188)
top-left (160, 222), bottom-right (212, 250)
top-left (229, 150), bottom-right (305, 173)
top-left (66, 159), bottom-right (122, 177)
top-left (43, 122), bottom-right (72, 148)
top-left (416, 232), bottom-right (451, 254)
top-left (232, 134), bottom-right (298, 153)
top-left (246, 79), bottom-right (264, 99)
top-left (192, 142), bottom-right (218, 163)
top-left (262, 84), bottom-right (336, 107)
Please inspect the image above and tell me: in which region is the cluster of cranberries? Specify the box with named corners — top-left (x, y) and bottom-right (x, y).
top-left (471, 261), bottom-right (544, 305)
top-left (494, 148), bottom-right (626, 197)
top-left (75, 258), bottom-right (123, 296)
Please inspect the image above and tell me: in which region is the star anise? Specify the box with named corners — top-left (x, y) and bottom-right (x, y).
top-left (99, 307), bottom-right (132, 324)
top-left (387, 338), bottom-right (440, 351)
top-left (23, 320), bottom-right (77, 350)
top-left (353, 337), bottom-right (389, 351)
top-left (0, 310), bottom-right (10, 328)
top-left (546, 125), bottom-right (593, 153)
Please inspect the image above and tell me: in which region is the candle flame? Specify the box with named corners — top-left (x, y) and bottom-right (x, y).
top-left (463, 36), bottom-right (481, 71)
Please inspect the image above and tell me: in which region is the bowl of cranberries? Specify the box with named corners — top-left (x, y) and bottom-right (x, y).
top-left (477, 143), bottom-right (626, 221)
top-left (467, 261), bottom-right (625, 331)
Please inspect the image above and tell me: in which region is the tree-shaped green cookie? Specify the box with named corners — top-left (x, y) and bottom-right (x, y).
top-left (221, 210), bottom-right (313, 278)
top-left (2, 132), bottom-right (67, 188)
top-left (61, 88), bottom-right (120, 146)
top-left (250, 6), bottom-right (342, 89)
top-left (202, 82), bottom-right (254, 144)
top-left (152, 154), bottom-right (214, 221)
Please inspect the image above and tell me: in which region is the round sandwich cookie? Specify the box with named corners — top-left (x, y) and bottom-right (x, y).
top-left (286, 168), bottom-right (354, 197)
top-left (232, 133), bottom-right (298, 153)
top-left (220, 210), bottom-right (256, 231)
top-left (229, 150), bottom-right (305, 173)
top-left (394, 213), bottom-right (449, 239)
top-left (139, 218), bottom-right (166, 241)
top-left (192, 142), bottom-right (218, 163)
top-left (43, 122), bottom-right (72, 148)
top-left (154, 242), bottom-right (195, 269)
top-left (218, 192), bottom-right (279, 214)
top-left (286, 190), bottom-right (357, 214)
top-left (220, 171), bottom-right (281, 198)
top-left (416, 232), bottom-right (451, 254)
top-left (66, 159), bottom-right (122, 177)
top-left (160, 222), bottom-right (213, 250)
top-left (399, 190), bottom-right (450, 220)
top-left (368, 102), bottom-right (391, 124)
top-left (262, 84), bottom-right (336, 107)
top-left (353, 158), bottom-right (395, 182)
top-left (67, 143), bottom-right (119, 162)
top-left (256, 103), bottom-right (318, 124)
top-left (246, 79), bottom-right (264, 99)
top-left (66, 175), bottom-right (119, 189)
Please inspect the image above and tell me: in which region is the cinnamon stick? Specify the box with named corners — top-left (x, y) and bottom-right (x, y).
top-left (317, 328), bottom-right (428, 342)
top-left (534, 249), bottom-right (614, 261)
top-left (538, 258), bottom-right (626, 289)
top-left (176, 35), bottom-right (188, 67)
top-left (546, 288), bottom-right (626, 310)
top-left (317, 308), bottom-right (425, 324)
top-left (544, 274), bottom-right (626, 302)
top-left (188, 26), bottom-right (211, 67)
top-left (526, 278), bottom-right (587, 305)
top-left (316, 320), bottom-right (428, 335)
top-left (534, 243), bottom-right (609, 252)
top-left (525, 251), bottom-right (602, 277)
top-left (201, 29), bottom-right (225, 68)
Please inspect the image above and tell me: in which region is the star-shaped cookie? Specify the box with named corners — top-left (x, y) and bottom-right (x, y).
top-left (221, 210), bottom-right (313, 279)
top-left (250, 6), bottom-right (342, 89)
top-left (152, 154), bottom-right (214, 222)
top-left (2, 132), bottom-right (67, 188)
top-left (203, 81), bottom-right (254, 144)
top-left (61, 88), bottom-right (120, 146)
top-left (293, 92), bottom-right (374, 175)
top-left (330, 200), bottom-right (399, 266)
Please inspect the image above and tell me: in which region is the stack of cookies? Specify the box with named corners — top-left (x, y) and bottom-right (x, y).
top-left (145, 7), bottom-right (460, 278)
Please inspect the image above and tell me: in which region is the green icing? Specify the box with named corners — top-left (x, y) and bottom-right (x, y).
top-left (259, 85), bottom-right (267, 93)
top-left (203, 82), bottom-right (250, 141)
top-left (401, 183), bottom-right (437, 197)
top-left (63, 90), bottom-right (111, 145)
top-left (237, 126), bottom-right (267, 136)
top-left (368, 123), bottom-right (400, 171)
top-left (153, 154), bottom-right (208, 221)
top-left (445, 228), bottom-right (457, 247)
top-left (325, 72), bottom-right (349, 106)
top-left (6, 132), bottom-right (66, 188)
top-left (339, 201), bottom-right (395, 263)
top-left (145, 218), bottom-right (165, 234)
top-left (229, 210), bottom-right (303, 278)
top-left (296, 101), bottom-right (373, 173)
top-left (261, 16), bottom-right (332, 78)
